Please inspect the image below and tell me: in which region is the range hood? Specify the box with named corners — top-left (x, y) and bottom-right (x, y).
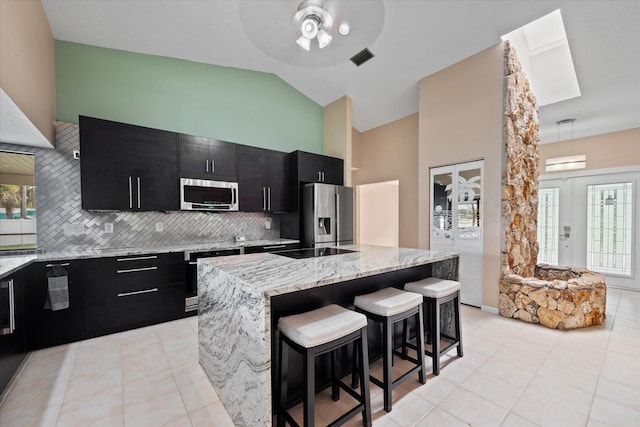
top-left (0, 88), bottom-right (52, 148)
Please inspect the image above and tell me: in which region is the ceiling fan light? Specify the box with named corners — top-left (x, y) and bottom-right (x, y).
top-left (301, 17), bottom-right (319, 39)
top-left (296, 35), bottom-right (311, 51)
top-left (317, 29), bottom-right (332, 48)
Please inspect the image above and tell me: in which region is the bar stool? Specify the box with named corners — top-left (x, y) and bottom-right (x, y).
top-left (404, 277), bottom-right (463, 376)
top-left (351, 287), bottom-right (426, 412)
top-left (277, 304), bottom-right (372, 427)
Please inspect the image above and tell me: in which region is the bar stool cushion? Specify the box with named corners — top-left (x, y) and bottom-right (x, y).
top-left (278, 304), bottom-right (367, 348)
top-left (354, 287), bottom-right (423, 317)
top-left (405, 277), bottom-right (461, 298)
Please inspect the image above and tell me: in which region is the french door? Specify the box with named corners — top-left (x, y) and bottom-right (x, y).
top-left (538, 170), bottom-right (639, 290)
top-left (430, 160), bottom-right (483, 307)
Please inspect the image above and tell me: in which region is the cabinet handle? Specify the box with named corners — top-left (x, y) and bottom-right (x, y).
top-left (137, 177), bottom-right (141, 209)
top-left (263, 245), bottom-right (286, 250)
top-left (45, 263), bottom-right (70, 268)
top-left (211, 159), bottom-right (215, 173)
top-left (322, 171), bottom-right (325, 182)
top-left (116, 255), bottom-right (158, 262)
top-left (117, 288), bottom-right (158, 297)
top-left (188, 261), bottom-right (198, 265)
top-left (268, 187), bottom-right (271, 211)
top-left (262, 187), bottom-right (266, 210)
top-left (116, 266), bottom-right (158, 274)
top-left (129, 176), bottom-right (133, 209)
top-left (0, 280), bottom-right (15, 335)
top-left (318, 171), bottom-right (322, 181)
top-left (205, 159), bottom-right (209, 172)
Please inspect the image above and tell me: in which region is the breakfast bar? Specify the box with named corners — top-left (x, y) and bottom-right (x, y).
top-left (197, 245), bottom-right (459, 426)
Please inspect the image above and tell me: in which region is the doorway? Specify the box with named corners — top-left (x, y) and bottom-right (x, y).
top-left (356, 180), bottom-right (399, 247)
top-left (538, 169), bottom-right (639, 290)
top-left (430, 160), bottom-right (484, 307)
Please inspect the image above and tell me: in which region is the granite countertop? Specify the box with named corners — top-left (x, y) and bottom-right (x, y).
top-left (0, 239), bottom-right (298, 279)
top-left (199, 244), bottom-right (459, 297)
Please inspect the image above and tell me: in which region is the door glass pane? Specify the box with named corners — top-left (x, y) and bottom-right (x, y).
top-left (537, 188), bottom-right (559, 265)
top-left (586, 182), bottom-right (633, 276)
top-left (432, 172), bottom-right (453, 239)
top-left (456, 168), bottom-right (481, 240)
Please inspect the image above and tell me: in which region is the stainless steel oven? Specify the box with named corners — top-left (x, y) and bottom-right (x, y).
top-left (184, 248), bottom-right (242, 312)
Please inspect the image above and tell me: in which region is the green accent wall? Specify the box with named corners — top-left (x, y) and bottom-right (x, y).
top-left (55, 41), bottom-right (323, 153)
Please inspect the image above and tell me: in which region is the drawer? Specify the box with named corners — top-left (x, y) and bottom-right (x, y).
top-left (84, 282), bottom-right (183, 334)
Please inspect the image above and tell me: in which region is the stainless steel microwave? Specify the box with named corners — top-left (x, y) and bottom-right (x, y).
top-left (180, 178), bottom-right (238, 211)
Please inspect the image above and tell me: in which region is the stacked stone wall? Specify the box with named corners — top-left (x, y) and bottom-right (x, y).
top-left (502, 42), bottom-right (540, 278)
top-left (499, 265), bottom-right (606, 330)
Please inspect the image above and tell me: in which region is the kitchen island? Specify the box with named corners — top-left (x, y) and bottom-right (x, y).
top-left (197, 245), bottom-right (459, 426)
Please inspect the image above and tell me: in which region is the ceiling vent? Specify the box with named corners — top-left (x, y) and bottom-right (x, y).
top-left (350, 48), bottom-right (374, 66)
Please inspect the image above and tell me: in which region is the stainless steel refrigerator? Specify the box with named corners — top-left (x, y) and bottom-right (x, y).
top-left (302, 183), bottom-right (353, 248)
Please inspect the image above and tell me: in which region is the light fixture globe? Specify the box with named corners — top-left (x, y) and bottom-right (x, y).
top-left (292, 0), bottom-right (334, 50)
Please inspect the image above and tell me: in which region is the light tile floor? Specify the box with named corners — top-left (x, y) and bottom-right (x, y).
top-left (1, 288), bottom-right (638, 426)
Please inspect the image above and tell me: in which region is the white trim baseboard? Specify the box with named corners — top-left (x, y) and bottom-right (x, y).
top-left (481, 305), bottom-right (499, 315)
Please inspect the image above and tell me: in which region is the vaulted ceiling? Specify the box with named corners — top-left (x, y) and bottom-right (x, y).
top-left (41, 0), bottom-right (640, 144)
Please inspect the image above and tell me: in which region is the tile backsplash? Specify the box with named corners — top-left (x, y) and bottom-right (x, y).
top-left (0, 122), bottom-right (280, 252)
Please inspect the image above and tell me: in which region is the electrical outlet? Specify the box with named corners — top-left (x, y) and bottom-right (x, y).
top-left (155, 222), bottom-right (163, 232)
top-left (265, 220), bottom-right (271, 230)
top-left (73, 150), bottom-right (80, 160)
top-left (104, 223), bottom-right (113, 233)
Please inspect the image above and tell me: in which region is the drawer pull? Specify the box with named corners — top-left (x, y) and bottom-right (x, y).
top-left (188, 261), bottom-right (198, 265)
top-left (264, 245), bottom-right (286, 250)
top-left (45, 263), bottom-right (70, 268)
top-left (117, 288), bottom-right (158, 297)
top-left (116, 255), bottom-right (158, 262)
top-left (116, 266), bottom-right (158, 274)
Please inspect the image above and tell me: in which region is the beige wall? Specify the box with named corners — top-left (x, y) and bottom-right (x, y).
top-left (418, 43), bottom-right (504, 309)
top-left (323, 96), bottom-right (352, 186)
top-left (357, 181), bottom-right (399, 247)
top-left (352, 113), bottom-right (419, 248)
top-left (0, 0), bottom-right (56, 145)
top-left (540, 127), bottom-right (640, 174)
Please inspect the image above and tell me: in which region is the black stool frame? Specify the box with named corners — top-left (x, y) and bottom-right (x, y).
top-left (277, 326), bottom-right (372, 427)
top-left (352, 304), bottom-right (426, 412)
top-left (404, 289), bottom-right (463, 376)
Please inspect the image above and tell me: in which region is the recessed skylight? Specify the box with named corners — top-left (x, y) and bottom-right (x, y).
top-left (502, 9), bottom-right (581, 107)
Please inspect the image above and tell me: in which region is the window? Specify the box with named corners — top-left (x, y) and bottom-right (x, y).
top-left (537, 187), bottom-right (559, 265)
top-left (586, 182), bottom-right (633, 276)
top-left (0, 151), bottom-right (37, 250)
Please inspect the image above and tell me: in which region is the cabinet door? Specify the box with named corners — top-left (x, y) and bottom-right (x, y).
top-left (321, 156), bottom-right (344, 185)
top-left (0, 272), bottom-right (26, 394)
top-left (80, 116), bottom-right (134, 210)
top-left (178, 134), bottom-right (211, 180)
top-left (296, 151), bottom-right (325, 183)
top-left (209, 139), bottom-right (237, 181)
top-left (134, 127), bottom-right (179, 211)
top-left (23, 261), bottom-right (84, 350)
top-left (266, 149), bottom-right (289, 212)
top-left (237, 145), bottom-right (267, 212)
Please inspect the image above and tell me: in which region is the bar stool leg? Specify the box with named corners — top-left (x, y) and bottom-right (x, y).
top-left (382, 318), bottom-right (393, 412)
top-left (331, 350), bottom-right (340, 401)
top-left (303, 351), bottom-right (315, 427)
top-left (431, 298), bottom-right (441, 376)
top-left (277, 333), bottom-right (288, 427)
top-left (401, 319), bottom-right (409, 358)
top-left (359, 329), bottom-right (372, 427)
top-left (415, 306), bottom-right (426, 384)
top-left (455, 293), bottom-right (464, 357)
top-left (351, 343), bottom-right (359, 389)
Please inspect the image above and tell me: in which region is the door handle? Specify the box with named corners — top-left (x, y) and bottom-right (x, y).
top-left (137, 177), bottom-right (141, 209)
top-left (336, 192), bottom-right (340, 241)
top-left (1, 279), bottom-right (15, 335)
top-left (128, 176), bottom-right (133, 209)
